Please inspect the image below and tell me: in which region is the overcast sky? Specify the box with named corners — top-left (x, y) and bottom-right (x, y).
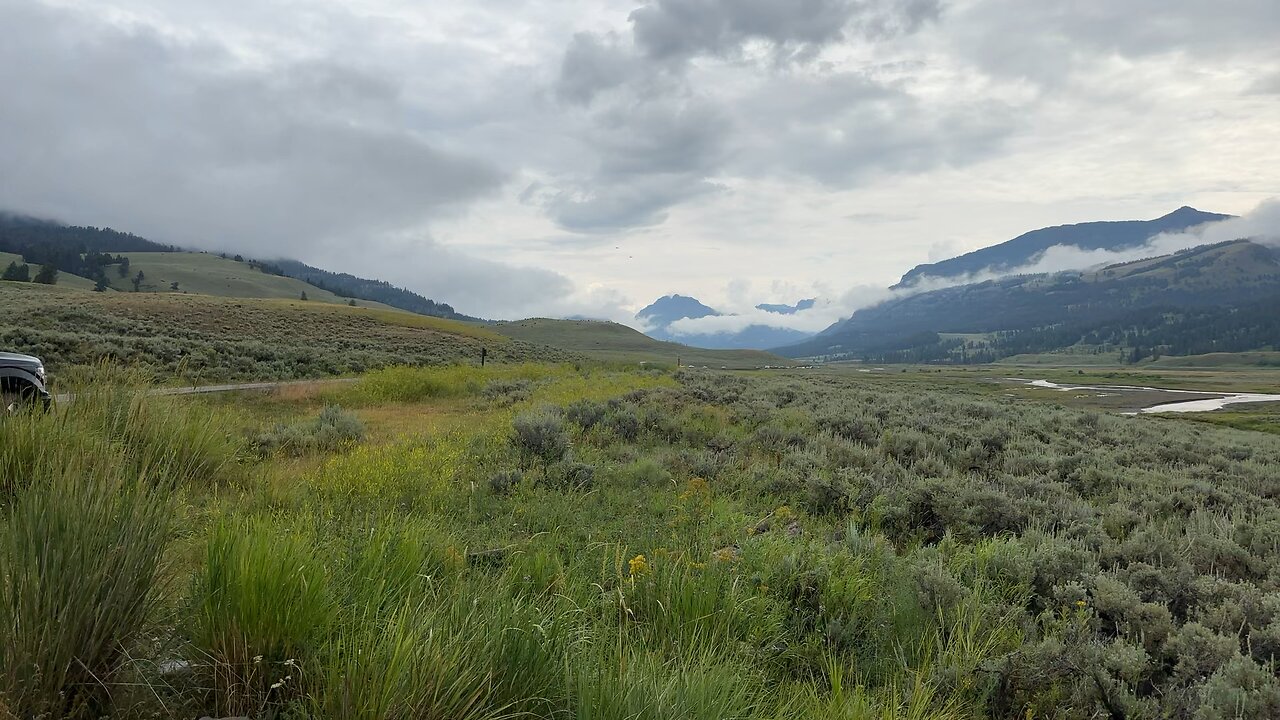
top-left (2, 0), bottom-right (1278, 323)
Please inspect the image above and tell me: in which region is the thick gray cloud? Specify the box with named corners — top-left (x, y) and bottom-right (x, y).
top-left (557, 32), bottom-right (645, 105)
top-left (2, 0), bottom-right (1278, 323)
top-left (735, 72), bottom-right (1015, 185)
top-left (1250, 72), bottom-right (1280, 95)
top-left (629, 0), bottom-right (940, 62)
top-left (544, 0), bottom-right (959, 232)
top-left (541, 91), bottom-right (731, 231)
top-left (950, 0), bottom-right (1280, 86)
top-left (0, 0), bottom-right (512, 291)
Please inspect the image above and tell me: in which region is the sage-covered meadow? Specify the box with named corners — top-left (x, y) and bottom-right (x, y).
top-left (3, 364), bottom-right (1279, 719)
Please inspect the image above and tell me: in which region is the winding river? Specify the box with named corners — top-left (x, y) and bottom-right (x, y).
top-left (1014, 379), bottom-right (1280, 414)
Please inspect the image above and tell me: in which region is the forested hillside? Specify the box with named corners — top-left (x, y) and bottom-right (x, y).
top-left (782, 240), bottom-right (1280, 363)
top-left (897, 206), bottom-right (1231, 286)
top-left (271, 259), bottom-right (474, 321)
top-left (0, 213), bottom-right (173, 287)
top-left (0, 212), bottom-right (471, 320)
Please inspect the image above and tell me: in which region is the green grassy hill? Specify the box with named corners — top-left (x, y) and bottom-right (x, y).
top-left (1, 251), bottom-right (100, 291)
top-left (104, 252), bottom-right (393, 308)
top-left (491, 318), bottom-right (789, 368)
top-left (0, 283), bottom-right (573, 381)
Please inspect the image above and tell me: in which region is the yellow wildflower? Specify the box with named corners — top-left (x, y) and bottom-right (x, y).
top-left (628, 554), bottom-right (650, 577)
top-left (679, 478), bottom-right (711, 502)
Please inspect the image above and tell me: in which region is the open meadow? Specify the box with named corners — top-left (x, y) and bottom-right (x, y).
top-left (0, 285), bottom-right (785, 384)
top-left (0, 283), bottom-right (573, 382)
top-left (3, 362), bottom-right (1279, 719)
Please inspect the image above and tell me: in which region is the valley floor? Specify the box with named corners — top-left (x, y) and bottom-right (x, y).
top-left (3, 363), bottom-right (1280, 719)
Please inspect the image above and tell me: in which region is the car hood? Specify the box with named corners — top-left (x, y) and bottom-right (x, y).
top-left (0, 352), bottom-right (44, 372)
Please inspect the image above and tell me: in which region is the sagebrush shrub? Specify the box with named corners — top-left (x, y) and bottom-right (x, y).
top-left (604, 406), bottom-right (641, 441)
top-left (483, 379), bottom-right (531, 404)
top-left (254, 405), bottom-right (365, 456)
top-left (489, 469), bottom-right (523, 495)
top-left (511, 409), bottom-right (568, 465)
top-left (1195, 655), bottom-right (1280, 720)
top-left (565, 399), bottom-right (606, 429)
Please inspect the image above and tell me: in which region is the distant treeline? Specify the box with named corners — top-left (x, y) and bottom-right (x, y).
top-left (0, 213), bottom-right (172, 287)
top-left (265, 259), bottom-right (475, 322)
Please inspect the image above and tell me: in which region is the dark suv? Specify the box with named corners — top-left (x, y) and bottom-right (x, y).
top-left (1, 351), bottom-right (51, 412)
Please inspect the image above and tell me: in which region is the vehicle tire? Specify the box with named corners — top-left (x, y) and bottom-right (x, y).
top-left (2, 385), bottom-right (39, 415)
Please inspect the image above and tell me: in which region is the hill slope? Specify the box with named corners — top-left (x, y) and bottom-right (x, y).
top-left (103, 252), bottom-right (396, 308)
top-left (0, 211), bottom-right (470, 319)
top-left (0, 283), bottom-right (571, 381)
top-left (491, 318), bottom-right (789, 368)
top-left (897, 206), bottom-right (1232, 286)
top-left (272, 259), bottom-right (474, 321)
top-left (781, 240), bottom-right (1280, 362)
top-left (1, 251), bottom-right (100, 291)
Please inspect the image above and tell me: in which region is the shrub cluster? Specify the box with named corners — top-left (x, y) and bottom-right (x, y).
top-left (253, 405), bottom-right (365, 457)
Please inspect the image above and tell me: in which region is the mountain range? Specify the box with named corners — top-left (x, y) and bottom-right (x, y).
top-left (780, 237), bottom-right (1279, 362)
top-left (7, 203), bottom-right (1277, 365)
top-left (633, 207), bottom-right (1250, 356)
top-left (635, 295), bottom-right (814, 350)
top-left (896, 206), bottom-right (1233, 287)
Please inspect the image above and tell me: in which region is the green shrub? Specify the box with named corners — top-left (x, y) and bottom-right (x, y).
top-left (482, 378), bottom-right (531, 404)
top-left (565, 398), bottom-right (606, 429)
top-left (1196, 655), bottom-right (1280, 720)
top-left (511, 408), bottom-right (568, 465)
top-left (488, 468), bottom-right (523, 495)
top-left (604, 405), bottom-right (641, 441)
top-left (544, 460), bottom-right (596, 491)
top-left (804, 473), bottom-right (853, 516)
top-left (253, 405), bottom-right (365, 456)
top-left (620, 457), bottom-right (672, 487)
top-left (1166, 622), bottom-right (1240, 683)
top-left (817, 412), bottom-right (880, 444)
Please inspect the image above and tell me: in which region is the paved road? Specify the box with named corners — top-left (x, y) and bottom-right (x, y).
top-left (54, 377), bottom-right (358, 404)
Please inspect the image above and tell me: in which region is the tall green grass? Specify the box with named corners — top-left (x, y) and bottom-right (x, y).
top-left (1, 365), bottom-right (241, 495)
top-left (0, 367), bottom-right (242, 718)
top-left (0, 464), bottom-right (173, 719)
top-left (571, 649), bottom-right (758, 720)
top-left (357, 363), bottom-right (577, 403)
top-left (187, 520), bottom-right (334, 716)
